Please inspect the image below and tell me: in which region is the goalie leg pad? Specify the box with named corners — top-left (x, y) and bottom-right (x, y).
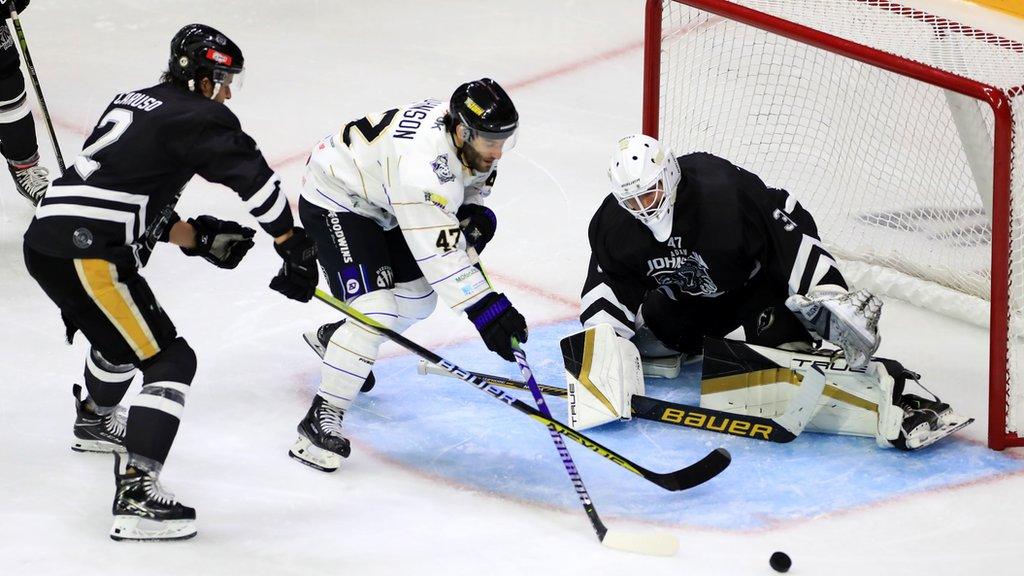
top-left (701, 338), bottom-right (885, 438)
top-left (562, 324), bottom-right (645, 430)
top-left (701, 338), bottom-right (973, 449)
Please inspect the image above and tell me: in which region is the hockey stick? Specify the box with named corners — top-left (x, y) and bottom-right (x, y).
top-left (312, 288), bottom-right (731, 491)
top-left (511, 340), bottom-right (678, 556)
top-left (415, 360), bottom-right (827, 442)
top-left (8, 8), bottom-right (65, 174)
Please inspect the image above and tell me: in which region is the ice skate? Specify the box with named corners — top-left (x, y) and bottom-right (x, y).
top-left (109, 453), bottom-right (196, 541)
top-left (893, 394), bottom-right (974, 451)
top-left (289, 395), bottom-right (351, 472)
top-left (9, 157), bottom-right (49, 205)
top-left (72, 384), bottom-right (127, 454)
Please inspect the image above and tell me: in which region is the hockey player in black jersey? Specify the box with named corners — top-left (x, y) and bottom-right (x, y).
top-left (582, 134), bottom-right (880, 364)
top-left (574, 134), bottom-right (970, 450)
top-left (22, 24), bottom-right (318, 541)
top-left (0, 1), bottom-right (50, 204)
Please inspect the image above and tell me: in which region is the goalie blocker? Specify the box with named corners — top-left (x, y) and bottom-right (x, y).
top-left (563, 325), bottom-right (972, 450)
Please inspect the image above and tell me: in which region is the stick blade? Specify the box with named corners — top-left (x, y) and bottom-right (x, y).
top-left (653, 447), bottom-right (731, 491)
top-left (601, 530), bottom-right (679, 556)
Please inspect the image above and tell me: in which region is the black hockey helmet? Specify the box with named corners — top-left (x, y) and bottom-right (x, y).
top-left (449, 78), bottom-right (518, 141)
top-left (168, 24), bottom-right (244, 90)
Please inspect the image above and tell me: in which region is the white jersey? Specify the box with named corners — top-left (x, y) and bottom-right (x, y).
top-left (300, 98), bottom-right (497, 312)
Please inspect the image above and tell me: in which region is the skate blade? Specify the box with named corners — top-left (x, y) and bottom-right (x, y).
top-left (906, 416), bottom-right (975, 450)
top-left (303, 332), bottom-right (326, 360)
top-left (288, 436), bottom-right (340, 472)
top-left (110, 515), bottom-right (197, 542)
top-left (72, 438), bottom-right (127, 454)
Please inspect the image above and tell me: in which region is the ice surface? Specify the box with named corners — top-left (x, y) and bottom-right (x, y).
top-left (2, 1), bottom-right (1023, 575)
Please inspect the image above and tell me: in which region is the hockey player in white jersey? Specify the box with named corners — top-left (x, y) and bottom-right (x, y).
top-left (290, 78), bottom-right (528, 471)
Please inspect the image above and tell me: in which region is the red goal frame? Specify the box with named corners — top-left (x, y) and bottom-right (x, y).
top-left (642, 0), bottom-right (1022, 449)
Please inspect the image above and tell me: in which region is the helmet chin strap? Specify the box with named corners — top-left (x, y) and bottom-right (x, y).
top-left (451, 125), bottom-right (473, 170)
top-left (185, 78), bottom-right (222, 100)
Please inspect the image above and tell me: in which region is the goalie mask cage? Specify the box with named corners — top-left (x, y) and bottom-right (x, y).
top-left (643, 0), bottom-right (1024, 449)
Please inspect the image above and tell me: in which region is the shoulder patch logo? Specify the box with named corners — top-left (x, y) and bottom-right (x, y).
top-left (432, 154), bottom-right (455, 184)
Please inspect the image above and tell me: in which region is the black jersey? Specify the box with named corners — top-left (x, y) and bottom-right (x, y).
top-left (580, 152), bottom-right (847, 338)
top-left (25, 82), bottom-right (292, 264)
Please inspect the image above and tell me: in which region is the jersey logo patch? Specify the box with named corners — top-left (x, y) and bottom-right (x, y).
top-left (424, 191), bottom-right (448, 209)
top-left (647, 250), bottom-right (718, 296)
top-left (432, 154), bottom-right (455, 184)
top-left (756, 307), bottom-right (775, 335)
top-left (376, 266), bottom-right (394, 288)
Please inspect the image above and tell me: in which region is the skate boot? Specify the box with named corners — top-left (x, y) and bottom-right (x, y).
top-left (110, 453), bottom-right (196, 541)
top-left (72, 384), bottom-right (127, 454)
top-left (9, 155), bottom-right (49, 205)
top-left (289, 395), bottom-right (351, 472)
top-left (302, 320), bottom-right (375, 392)
top-left (892, 393), bottom-right (974, 451)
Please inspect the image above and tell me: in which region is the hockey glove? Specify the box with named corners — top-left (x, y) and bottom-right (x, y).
top-left (457, 203), bottom-right (497, 254)
top-left (180, 215), bottom-right (256, 269)
top-left (466, 292), bottom-right (528, 362)
top-left (269, 228), bottom-right (319, 302)
top-left (785, 285), bottom-right (882, 369)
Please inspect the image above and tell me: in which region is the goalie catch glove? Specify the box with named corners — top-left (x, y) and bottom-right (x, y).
top-left (179, 215), bottom-right (256, 269)
top-left (785, 285), bottom-right (881, 369)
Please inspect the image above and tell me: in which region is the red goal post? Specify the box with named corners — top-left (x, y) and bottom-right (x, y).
top-left (642, 0), bottom-right (1024, 449)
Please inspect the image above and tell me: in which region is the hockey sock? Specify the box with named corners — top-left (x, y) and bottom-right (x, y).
top-left (125, 338), bottom-right (196, 465)
top-left (0, 69), bottom-right (36, 161)
top-left (83, 347), bottom-right (137, 412)
top-left (318, 290), bottom-right (396, 409)
top-left (392, 279), bottom-right (436, 334)
top-left (319, 319), bottom-right (379, 409)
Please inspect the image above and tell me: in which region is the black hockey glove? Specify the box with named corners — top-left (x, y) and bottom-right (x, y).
top-left (466, 292), bottom-right (528, 362)
top-left (180, 215), bottom-right (256, 269)
top-left (269, 227), bottom-right (318, 302)
top-left (2, 0), bottom-right (30, 17)
top-left (457, 203), bottom-right (496, 254)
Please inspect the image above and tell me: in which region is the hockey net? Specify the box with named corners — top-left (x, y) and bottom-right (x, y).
top-left (643, 0), bottom-right (1024, 449)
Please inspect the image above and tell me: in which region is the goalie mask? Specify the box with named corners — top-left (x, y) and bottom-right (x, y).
top-left (607, 134), bottom-right (681, 242)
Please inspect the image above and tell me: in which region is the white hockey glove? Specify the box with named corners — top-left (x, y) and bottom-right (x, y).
top-left (785, 285), bottom-right (882, 369)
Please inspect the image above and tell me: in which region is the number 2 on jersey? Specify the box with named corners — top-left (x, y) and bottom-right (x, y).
top-left (342, 109), bottom-right (399, 146)
top-left (74, 108), bottom-right (134, 180)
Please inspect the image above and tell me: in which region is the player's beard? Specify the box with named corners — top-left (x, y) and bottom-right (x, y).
top-left (460, 142), bottom-right (493, 173)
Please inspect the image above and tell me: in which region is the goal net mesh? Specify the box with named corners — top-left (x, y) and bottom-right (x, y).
top-left (653, 0), bottom-right (1024, 438)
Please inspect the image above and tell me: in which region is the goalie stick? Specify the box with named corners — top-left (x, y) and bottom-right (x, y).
top-left (511, 340), bottom-right (678, 556)
top-left (415, 360), bottom-right (827, 443)
top-left (312, 288), bottom-right (731, 492)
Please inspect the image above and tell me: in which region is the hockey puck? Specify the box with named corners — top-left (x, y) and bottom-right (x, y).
top-left (769, 551), bottom-right (791, 573)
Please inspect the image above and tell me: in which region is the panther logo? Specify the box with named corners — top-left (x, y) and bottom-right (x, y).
top-left (648, 251), bottom-right (718, 296)
top-left (431, 154), bottom-right (455, 184)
